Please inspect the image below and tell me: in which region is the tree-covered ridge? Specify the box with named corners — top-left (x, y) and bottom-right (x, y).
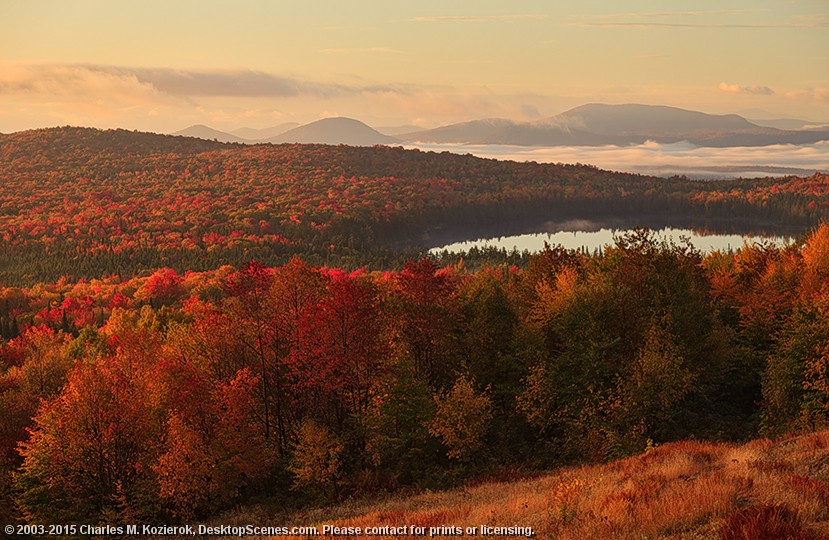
top-left (1, 127), bottom-right (828, 284)
top-left (2, 228), bottom-right (829, 525)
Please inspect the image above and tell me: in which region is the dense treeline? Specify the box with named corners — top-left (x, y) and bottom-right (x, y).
top-left (1, 127), bottom-right (828, 284)
top-left (2, 227), bottom-right (829, 525)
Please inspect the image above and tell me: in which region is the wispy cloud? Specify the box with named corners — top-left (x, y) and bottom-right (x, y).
top-left (586, 10), bottom-right (752, 19)
top-left (567, 22), bottom-right (798, 29)
top-left (365, 89), bottom-right (551, 125)
top-left (791, 13), bottom-right (829, 26)
top-left (369, 90), bottom-right (500, 119)
top-left (567, 9), bottom-right (829, 29)
top-left (719, 83), bottom-right (775, 95)
top-left (319, 47), bottom-right (401, 54)
top-left (412, 14), bottom-right (548, 23)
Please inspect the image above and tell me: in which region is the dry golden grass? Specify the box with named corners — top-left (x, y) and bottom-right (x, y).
top-left (259, 431), bottom-right (829, 539)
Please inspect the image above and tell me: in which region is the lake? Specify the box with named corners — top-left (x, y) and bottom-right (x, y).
top-left (429, 225), bottom-right (795, 255)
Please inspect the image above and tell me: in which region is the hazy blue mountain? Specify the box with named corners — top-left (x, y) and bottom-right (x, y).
top-left (231, 123), bottom-right (300, 140)
top-left (399, 115), bottom-right (628, 146)
top-left (549, 103), bottom-right (754, 134)
top-left (267, 117), bottom-right (401, 146)
top-left (171, 105), bottom-right (829, 147)
top-left (399, 118), bottom-right (537, 144)
top-left (375, 124), bottom-right (427, 136)
top-left (738, 108), bottom-right (826, 130)
top-left (171, 125), bottom-right (250, 143)
top-left (401, 104), bottom-right (829, 147)
top-left (747, 118), bottom-right (829, 130)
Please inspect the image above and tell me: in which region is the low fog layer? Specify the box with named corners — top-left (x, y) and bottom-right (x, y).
top-left (407, 140), bottom-right (829, 179)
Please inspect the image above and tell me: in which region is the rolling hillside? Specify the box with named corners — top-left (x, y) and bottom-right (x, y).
top-left (2, 126), bottom-right (829, 284)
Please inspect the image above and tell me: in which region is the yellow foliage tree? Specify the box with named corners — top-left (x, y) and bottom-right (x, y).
top-left (289, 420), bottom-right (343, 492)
top-left (428, 375), bottom-right (492, 461)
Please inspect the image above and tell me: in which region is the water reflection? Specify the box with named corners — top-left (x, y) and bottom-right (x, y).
top-left (430, 227), bottom-right (794, 255)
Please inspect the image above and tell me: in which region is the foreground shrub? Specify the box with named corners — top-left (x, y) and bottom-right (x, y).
top-left (720, 503), bottom-right (814, 540)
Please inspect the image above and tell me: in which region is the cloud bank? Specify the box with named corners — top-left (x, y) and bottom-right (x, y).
top-left (0, 63), bottom-right (401, 99)
top-left (407, 141), bottom-right (829, 178)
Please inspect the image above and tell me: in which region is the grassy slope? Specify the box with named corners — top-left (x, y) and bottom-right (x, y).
top-left (220, 431), bottom-right (829, 539)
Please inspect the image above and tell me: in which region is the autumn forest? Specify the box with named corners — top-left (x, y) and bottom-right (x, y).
top-left (2, 128), bottom-right (829, 530)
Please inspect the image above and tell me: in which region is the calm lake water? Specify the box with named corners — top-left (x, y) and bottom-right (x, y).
top-left (429, 226), bottom-right (795, 255)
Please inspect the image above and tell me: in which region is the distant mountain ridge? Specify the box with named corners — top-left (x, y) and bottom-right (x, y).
top-left (552, 103), bottom-right (755, 133)
top-left (400, 104), bottom-right (829, 147)
top-left (230, 123), bottom-right (300, 140)
top-left (171, 124), bottom-right (250, 144)
top-left (170, 104), bottom-right (829, 148)
top-left (172, 117), bottom-right (398, 146)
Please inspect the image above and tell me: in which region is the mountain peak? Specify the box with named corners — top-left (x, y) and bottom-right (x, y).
top-left (268, 117), bottom-right (401, 146)
top-left (552, 103), bottom-right (759, 134)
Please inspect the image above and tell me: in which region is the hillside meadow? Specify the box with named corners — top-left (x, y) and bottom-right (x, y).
top-left (225, 430), bottom-right (828, 540)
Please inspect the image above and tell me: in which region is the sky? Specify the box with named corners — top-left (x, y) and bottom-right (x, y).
top-left (1, 0), bottom-right (828, 133)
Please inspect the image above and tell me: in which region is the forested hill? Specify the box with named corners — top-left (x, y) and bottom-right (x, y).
top-left (1, 127), bottom-right (829, 284)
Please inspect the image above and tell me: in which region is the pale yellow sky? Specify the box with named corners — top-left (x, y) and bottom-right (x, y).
top-left (1, 0), bottom-right (827, 132)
